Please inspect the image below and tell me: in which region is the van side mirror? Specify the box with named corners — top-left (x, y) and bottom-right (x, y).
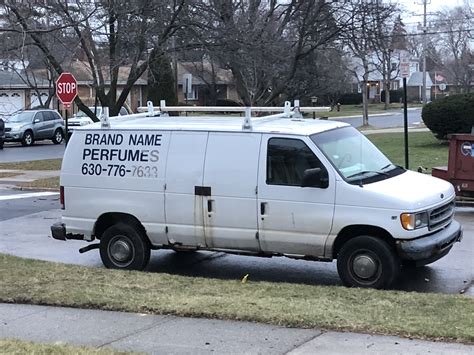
top-left (301, 168), bottom-right (329, 188)
top-left (33, 118), bottom-right (40, 124)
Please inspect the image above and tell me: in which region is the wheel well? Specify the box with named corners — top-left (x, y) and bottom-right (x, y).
top-left (333, 225), bottom-right (395, 258)
top-left (24, 129), bottom-right (33, 136)
top-left (94, 212), bottom-right (147, 241)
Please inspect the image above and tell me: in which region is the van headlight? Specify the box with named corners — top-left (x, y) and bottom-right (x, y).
top-left (400, 212), bottom-right (429, 230)
top-left (80, 121), bottom-right (91, 126)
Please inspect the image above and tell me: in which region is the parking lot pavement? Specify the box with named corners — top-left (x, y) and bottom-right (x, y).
top-left (1, 303), bottom-right (473, 354)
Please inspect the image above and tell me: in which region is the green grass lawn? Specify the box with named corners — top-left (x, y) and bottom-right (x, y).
top-left (368, 131), bottom-right (448, 171)
top-left (0, 159), bottom-right (62, 171)
top-left (0, 339), bottom-right (132, 354)
top-left (1, 254), bottom-right (473, 343)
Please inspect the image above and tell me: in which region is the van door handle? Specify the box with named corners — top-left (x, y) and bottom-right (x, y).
top-left (260, 202), bottom-right (267, 215)
top-left (207, 199), bottom-right (214, 213)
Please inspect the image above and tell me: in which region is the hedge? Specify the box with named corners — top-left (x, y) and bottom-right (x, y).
top-left (422, 93), bottom-right (474, 139)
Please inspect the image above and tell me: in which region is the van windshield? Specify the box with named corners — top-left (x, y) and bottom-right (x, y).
top-left (311, 126), bottom-right (405, 185)
top-left (7, 111), bottom-right (34, 123)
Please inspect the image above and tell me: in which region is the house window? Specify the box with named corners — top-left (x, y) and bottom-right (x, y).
top-left (391, 81), bottom-right (399, 90)
top-left (391, 62), bottom-right (397, 71)
top-left (185, 86), bottom-right (198, 101)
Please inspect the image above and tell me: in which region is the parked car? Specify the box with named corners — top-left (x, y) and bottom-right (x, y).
top-left (67, 106), bottom-right (129, 135)
top-left (4, 109), bottom-right (65, 146)
top-left (0, 117), bottom-right (4, 149)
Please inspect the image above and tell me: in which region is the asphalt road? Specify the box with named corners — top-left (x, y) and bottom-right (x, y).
top-left (335, 108), bottom-right (423, 128)
top-left (0, 189), bottom-right (472, 295)
top-left (0, 141), bottom-right (65, 163)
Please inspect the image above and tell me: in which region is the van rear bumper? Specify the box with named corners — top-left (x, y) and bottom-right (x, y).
top-left (396, 220), bottom-right (462, 265)
top-left (51, 222), bottom-right (85, 241)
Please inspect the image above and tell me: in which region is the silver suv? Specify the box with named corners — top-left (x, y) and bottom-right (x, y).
top-left (4, 109), bottom-right (65, 146)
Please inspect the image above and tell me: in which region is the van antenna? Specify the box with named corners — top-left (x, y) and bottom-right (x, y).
top-left (242, 107), bottom-right (252, 130)
top-left (101, 107), bottom-right (110, 128)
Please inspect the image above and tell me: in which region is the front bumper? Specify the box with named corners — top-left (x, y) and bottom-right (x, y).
top-left (396, 220), bottom-right (462, 265)
top-left (4, 132), bottom-right (22, 142)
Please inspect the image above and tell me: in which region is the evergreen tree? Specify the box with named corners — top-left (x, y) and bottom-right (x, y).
top-left (147, 50), bottom-right (178, 106)
top-left (391, 16), bottom-right (407, 51)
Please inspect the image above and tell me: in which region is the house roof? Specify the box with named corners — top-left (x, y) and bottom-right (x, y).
top-left (0, 69), bottom-right (50, 89)
top-left (177, 62), bottom-right (234, 86)
top-left (407, 72), bottom-right (433, 87)
top-left (57, 60), bottom-right (148, 86)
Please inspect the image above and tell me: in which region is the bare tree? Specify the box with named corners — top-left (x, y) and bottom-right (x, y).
top-left (343, 0), bottom-right (395, 125)
top-left (436, 6), bottom-right (473, 93)
top-left (185, 0), bottom-right (352, 106)
top-left (0, 0), bottom-right (187, 120)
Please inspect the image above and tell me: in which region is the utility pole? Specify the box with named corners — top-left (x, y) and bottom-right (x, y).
top-left (419, 0), bottom-right (429, 104)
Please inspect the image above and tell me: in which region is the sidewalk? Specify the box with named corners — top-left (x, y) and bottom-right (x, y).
top-left (0, 169), bottom-right (60, 190)
top-left (1, 303), bottom-right (472, 354)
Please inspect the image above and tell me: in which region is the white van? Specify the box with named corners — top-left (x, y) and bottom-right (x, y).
top-left (51, 102), bottom-right (462, 289)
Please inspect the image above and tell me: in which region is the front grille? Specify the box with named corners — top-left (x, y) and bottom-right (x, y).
top-left (68, 122), bottom-right (81, 127)
top-left (5, 128), bottom-right (11, 132)
top-left (429, 201), bottom-right (454, 230)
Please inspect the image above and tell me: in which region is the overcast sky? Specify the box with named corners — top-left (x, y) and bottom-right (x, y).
top-left (396, 0), bottom-right (470, 30)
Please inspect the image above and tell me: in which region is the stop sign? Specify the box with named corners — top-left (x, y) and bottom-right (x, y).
top-left (56, 72), bottom-right (78, 107)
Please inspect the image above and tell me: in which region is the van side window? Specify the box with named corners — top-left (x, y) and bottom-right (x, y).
top-left (267, 138), bottom-right (325, 186)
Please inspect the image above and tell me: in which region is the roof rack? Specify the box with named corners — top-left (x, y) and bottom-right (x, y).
top-left (134, 100), bottom-right (331, 131)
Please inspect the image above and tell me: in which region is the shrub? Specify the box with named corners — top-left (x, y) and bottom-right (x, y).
top-left (381, 89), bottom-right (404, 103)
top-left (422, 94), bottom-right (474, 139)
top-left (339, 93), bottom-right (363, 105)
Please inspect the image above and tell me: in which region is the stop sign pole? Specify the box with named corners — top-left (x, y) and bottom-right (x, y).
top-left (56, 72), bottom-right (78, 145)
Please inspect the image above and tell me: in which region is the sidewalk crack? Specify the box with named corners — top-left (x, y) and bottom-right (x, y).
top-left (284, 331), bottom-right (325, 355)
top-left (97, 315), bottom-right (174, 349)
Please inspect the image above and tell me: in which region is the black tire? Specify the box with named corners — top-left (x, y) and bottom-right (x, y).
top-left (52, 128), bottom-right (64, 144)
top-left (21, 130), bottom-right (34, 146)
top-left (337, 236), bottom-right (399, 289)
top-left (100, 223), bottom-right (150, 270)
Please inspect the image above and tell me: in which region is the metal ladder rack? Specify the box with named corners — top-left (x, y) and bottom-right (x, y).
top-left (103, 100), bottom-right (331, 130)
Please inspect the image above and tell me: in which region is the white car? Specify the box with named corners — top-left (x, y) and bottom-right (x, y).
top-left (67, 106), bottom-right (129, 135)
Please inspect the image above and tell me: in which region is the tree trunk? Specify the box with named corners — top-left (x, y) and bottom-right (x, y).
top-left (362, 81), bottom-right (369, 126)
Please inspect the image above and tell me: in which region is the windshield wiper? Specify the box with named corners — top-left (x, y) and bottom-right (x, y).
top-left (346, 170), bottom-right (389, 179)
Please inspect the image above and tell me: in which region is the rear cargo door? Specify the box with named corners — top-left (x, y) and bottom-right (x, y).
top-left (202, 132), bottom-right (261, 251)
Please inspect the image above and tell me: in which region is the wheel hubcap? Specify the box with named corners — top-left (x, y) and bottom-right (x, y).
top-left (56, 131), bottom-right (62, 141)
top-left (26, 135), bottom-right (32, 144)
top-left (352, 254), bottom-right (378, 279)
top-left (109, 237), bottom-right (132, 263)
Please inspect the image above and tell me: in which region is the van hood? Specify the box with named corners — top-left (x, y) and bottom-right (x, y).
top-left (338, 170), bottom-right (455, 211)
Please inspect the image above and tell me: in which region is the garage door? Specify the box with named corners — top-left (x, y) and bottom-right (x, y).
top-left (0, 91), bottom-right (24, 117)
top-left (30, 92), bottom-right (50, 109)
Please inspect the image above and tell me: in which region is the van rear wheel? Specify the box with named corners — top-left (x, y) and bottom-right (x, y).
top-left (100, 223), bottom-right (150, 270)
top-left (337, 236), bottom-right (399, 289)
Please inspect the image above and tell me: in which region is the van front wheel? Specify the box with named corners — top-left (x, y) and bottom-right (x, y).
top-left (100, 223), bottom-right (150, 270)
top-left (337, 236), bottom-right (399, 289)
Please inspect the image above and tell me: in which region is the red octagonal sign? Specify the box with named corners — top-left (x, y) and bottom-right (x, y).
top-left (56, 72), bottom-right (78, 107)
